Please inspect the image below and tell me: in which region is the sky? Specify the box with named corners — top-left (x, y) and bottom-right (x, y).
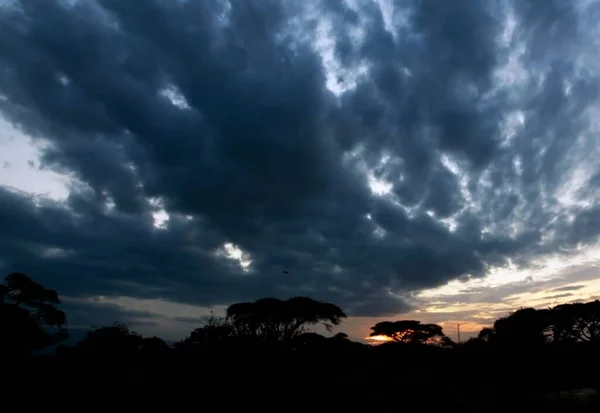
top-left (1, 0), bottom-right (600, 344)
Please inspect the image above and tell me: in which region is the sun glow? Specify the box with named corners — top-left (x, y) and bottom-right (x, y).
top-left (365, 335), bottom-right (392, 343)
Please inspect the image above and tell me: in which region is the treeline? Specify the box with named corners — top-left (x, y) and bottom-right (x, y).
top-left (1, 272), bottom-right (599, 356)
top-left (2, 272), bottom-right (599, 410)
top-left (465, 301), bottom-right (600, 348)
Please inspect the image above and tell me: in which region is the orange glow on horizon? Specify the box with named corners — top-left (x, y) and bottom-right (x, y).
top-left (365, 335), bottom-right (392, 343)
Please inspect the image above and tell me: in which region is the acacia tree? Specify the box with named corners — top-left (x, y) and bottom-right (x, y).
top-left (225, 296), bottom-right (347, 342)
top-left (1, 272), bottom-right (68, 353)
top-left (370, 320), bottom-right (446, 345)
top-left (551, 301), bottom-right (600, 343)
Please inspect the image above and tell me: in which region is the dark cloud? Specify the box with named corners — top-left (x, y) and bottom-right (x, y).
top-left (61, 298), bottom-right (158, 329)
top-left (172, 315), bottom-right (212, 325)
top-left (551, 285), bottom-right (585, 293)
top-left (51, 298), bottom-right (159, 346)
top-left (536, 293), bottom-right (574, 301)
top-left (0, 0), bottom-right (599, 323)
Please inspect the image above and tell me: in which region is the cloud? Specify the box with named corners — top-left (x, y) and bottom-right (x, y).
top-left (419, 255), bottom-right (600, 304)
top-left (61, 297), bottom-right (158, 329)
top-left (537, 293), bottom-right (574, 301)
top-left (172, 316), bottom-right (211, 325)
top-left (0, 0), bottom-right (600, 324)
top-left (550, 285), bottom-right (585, 292)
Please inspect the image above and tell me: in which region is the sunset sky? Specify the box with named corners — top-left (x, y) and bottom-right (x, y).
top-left (1, 0), bottom-right (600, 344)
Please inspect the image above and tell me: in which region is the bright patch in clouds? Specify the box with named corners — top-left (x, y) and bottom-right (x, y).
top-left (368, 174), bottom-right (392, 196)
top-left (216, 242), bottom-right (252, 272)
top-left (147, 197), bottom-right (170, 229)
top-left (159, 84), bottom-right (191, 110)
top-left (314, 9), bottom-right (368, 97)
top-left (0, 116), bottom-right (71, 200)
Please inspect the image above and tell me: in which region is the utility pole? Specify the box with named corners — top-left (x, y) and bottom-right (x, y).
top-left (457, 324), bottom-right (461, 344)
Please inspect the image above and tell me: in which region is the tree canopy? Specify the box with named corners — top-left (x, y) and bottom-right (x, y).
top-left (1, 272), bottom-right (68, 353)
top-left (551, 301), bottom-right (600, 343)
top-left (369, 320), bottom-right (446, 345)
top-left (467, 300), bottom-right (600, 347)
top-left (175, 313), bottom-right (235, 352)
top-left (77, 323), bottom-right (143, 354)
top-left (225, 296), bottom-right (347, 342)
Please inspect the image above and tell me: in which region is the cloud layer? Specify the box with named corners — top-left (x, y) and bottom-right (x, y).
top-left (1, 0), bottom-right (599, 320)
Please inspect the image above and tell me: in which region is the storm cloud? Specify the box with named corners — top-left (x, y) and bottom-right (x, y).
top-left (1, 0), bottom-right (600, 321)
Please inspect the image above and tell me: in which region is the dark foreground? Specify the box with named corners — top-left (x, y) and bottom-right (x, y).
top-left (11, 345), bottom-right (599, 411)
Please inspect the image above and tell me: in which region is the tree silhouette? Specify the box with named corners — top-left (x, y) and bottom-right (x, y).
top-left (492, 307), bottom-right (552, 347)
top-left (175, 313), bottom-right (234, 352)
top-left (333, 332), bottom-right (349, 340)
top-left (370, 320), bottom-right (446, 344)
top-left (551, 301), bottom-right (600, 343)
top-left (1, 272), bottom-right (68, 354)
top-left (477, 327), bottom-right (496, 342)
top-left (291, 331), bottom-right (363, 353)
top-left (293, 331), bottom-right (327, 350)
top-left (76, 323), bottom-right (143, 354)
top-left (139, 336), bottom-right (171, 354)
top-left (226, 296), bottom-right (346, 343)
top-left (473, 301), bottom-right (600, 348)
